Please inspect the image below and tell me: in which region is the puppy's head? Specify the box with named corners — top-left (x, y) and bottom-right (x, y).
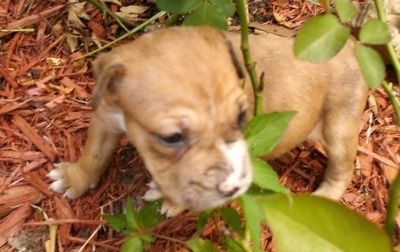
top-left (92, 26), bottom-right (252, 211)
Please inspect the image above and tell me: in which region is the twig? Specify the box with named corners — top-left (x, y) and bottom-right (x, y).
top-left (86, 0), bottom-right (135, 31)
top-left (236, 0), bottom-right (263, 116)
top-left (150, 233), bottom-right (186, 244)
top-left (77, 11), bottom-right (166, 59)
top-left (0, 28), bottom-right (34, 33)
top-left (0, 4), bottom-right (65, 38)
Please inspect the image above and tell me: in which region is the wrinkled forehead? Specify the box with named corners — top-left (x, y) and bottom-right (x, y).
top-left (120, 71), bottom-right (247, 127)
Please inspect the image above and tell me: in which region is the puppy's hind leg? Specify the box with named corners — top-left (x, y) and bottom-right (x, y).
top-left (48, 112), bottom-right (122, 199)
top-left (312, 114), bottom-right (360, 200)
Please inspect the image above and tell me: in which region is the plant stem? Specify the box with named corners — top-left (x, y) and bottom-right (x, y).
top-left (373, 0), bottom-right (400, 244)
top-left (164, 14), bottom-right (183, 27)
top-left (373, 0), bottom-right (400, 83)
top-left (236, 0), bottom-right (263, 116)
top-left (381, 81), bottom-right (400, 124)
top-left (385, 167), bottom-right (400, 245)
top-left (86, 0), bottom-right (137, 29)
top-left (77, 11), bottom-right (166, 59)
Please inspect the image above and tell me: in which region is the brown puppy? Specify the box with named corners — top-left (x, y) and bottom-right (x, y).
top-left (49, 26), bottom-right (368, 216)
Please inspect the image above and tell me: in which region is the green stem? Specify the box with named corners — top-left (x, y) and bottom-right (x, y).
top-left (373, 0), bottom-right (400, 83)
top-left (381, 81), bottom-right (400, 124)
top-left (385, 167), bottom-right (400, 245)
top-left (373, 0), bottom-right (400, 82)
top-left (164, 14), bottom-right (183, 27)
top-left (86, 0), bottom-right (137, 29)
top-left (77, 11), bottom-right (166, 59)
top-left (236, 0), bottom-right (263, 116)
top-left (373, 0), bottom-right (400, 244)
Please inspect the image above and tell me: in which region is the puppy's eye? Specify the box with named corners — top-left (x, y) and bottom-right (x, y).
top-left (237, 110), bottom-right (247, 129)
top-left (157, 133), bottom-right (186, 147)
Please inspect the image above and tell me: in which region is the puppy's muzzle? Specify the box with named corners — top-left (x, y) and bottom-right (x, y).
top-left (180, 140), bottom-right (252, 211)
top-left (218, 182), bottom-right (240, 197)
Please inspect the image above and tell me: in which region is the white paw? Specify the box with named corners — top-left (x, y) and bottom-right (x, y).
top-left (142, 181), bottom-right (163, 201)
top-left (48, 165), bottom-right (68, 194)
top-left (47, 162), bottom-right (92, 199)
top-left (142, 181), bottom-right (184, 217)
top-left (160, 201), bottom-right (184, 218)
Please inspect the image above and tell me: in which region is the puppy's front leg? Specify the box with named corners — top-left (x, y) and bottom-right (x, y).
top-left (49, 112), bottom-right (121, 199)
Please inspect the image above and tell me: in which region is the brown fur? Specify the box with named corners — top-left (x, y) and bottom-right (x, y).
top-left (49, 26), bottom-right (368, 216)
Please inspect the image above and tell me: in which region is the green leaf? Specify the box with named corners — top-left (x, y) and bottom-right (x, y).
top-left (197, 211), bottom-right (212, 233)
top-left (103, 214), bottom-right (132, 235)
top-left (333, 0), bottom-right (356, 22)
top-left (244, 111), bottom-right (296, 157)
top-left (125, 199), bottom-right (140, 231)
top-left (156, 0), bottom-right (202, 14)
top-left (218, 207), bottom-right (244, 236)
top-left (225, 238), bottom-right (247, 252)
top-left (186, 238), bottom-right (219, 252)
top-left (215, 0), bottom-right (235, 17)
top-left (238, 194), bottom-right (264, 252)
top-left (245, 184), bottom-right (276, 197)
top-left (355, 44), bottom-right (385, 89)
top-left (137, 200), bottom-right (163, 228)
top-left (359, 18), bottom-right (392, 45)
top-left (140, 232), bottom-right (155, 249)
top-left (121, 237), bottom-right (144, 252)
top-left (294, 13), bottom-right (350, 63)
top-left (260, 194), bottom-right (392, 252)
top-left (182, 0), bottom-right (235, 30)
top-left (251, 158), bottom-right (289, 193)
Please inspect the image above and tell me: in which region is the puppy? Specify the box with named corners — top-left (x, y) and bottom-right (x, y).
top-left (49, 26), bottom-right (368, 216)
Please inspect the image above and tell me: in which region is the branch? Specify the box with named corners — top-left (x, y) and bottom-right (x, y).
top-left (236, 0), bottom-right (263, 116)
top-left (77, 11), bottom-right (166, 59)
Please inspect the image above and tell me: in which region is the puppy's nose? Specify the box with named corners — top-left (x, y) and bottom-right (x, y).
top-left (217, 182), bottom-right (240, 197)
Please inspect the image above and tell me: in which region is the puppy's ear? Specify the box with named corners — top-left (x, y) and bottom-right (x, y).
top-left (91, 56), bottom-right (125, 110)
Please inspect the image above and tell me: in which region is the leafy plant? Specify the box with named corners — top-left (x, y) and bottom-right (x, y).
top-left (103, 199), bottom-right (163, 252)
top-left (157, 0), bottom-right (235, 30)
top-left (294, 0), bottom-right (400, 121)
top-left (260, 194), bottom-right (392, 252)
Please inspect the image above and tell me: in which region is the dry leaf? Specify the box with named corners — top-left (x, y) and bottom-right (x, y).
top-left (91, 33), bottom-right (103, 49)
top-left (46, 57), bottom-right (64, 66)
top-left (17, 76), bottom-right (35, 86)
top-left (66, 32), bottom-right (79, 52)
top-left (273, 12), bottom-right (293, 28)
top-left (51, 20), bottom-right (64, 37)
top-left (48, 83), bottom-right (74, 94)
top-left (116, 5), bottom-right (148, 20)
top-left (67, 0), bottom-right (90, 30)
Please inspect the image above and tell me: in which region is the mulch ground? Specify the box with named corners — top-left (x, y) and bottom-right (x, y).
top-left (1, 0), bottom-right (399, 251)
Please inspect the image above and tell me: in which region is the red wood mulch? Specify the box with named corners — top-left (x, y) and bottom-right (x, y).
top-left (1, 0), bottom-right (399, 251)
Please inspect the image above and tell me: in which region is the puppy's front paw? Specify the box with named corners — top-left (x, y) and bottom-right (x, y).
top-left (142, 181), bottom-right (163, 201)
top-left (48, 162), bottom-right (97, 199)
top-left (143, 181), bottom-right (184, 217)
top-left (159, 201), bottom-right (185, 217)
